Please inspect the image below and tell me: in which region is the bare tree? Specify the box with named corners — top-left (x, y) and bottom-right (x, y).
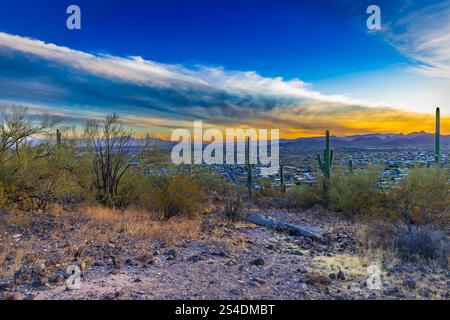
top-left (83, 113), bottom-right (140, 208)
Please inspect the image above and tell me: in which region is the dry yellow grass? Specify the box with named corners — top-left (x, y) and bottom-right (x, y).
top-left (4, 211), bottom-right (32, 229)
top-left (80, 206), bottom-right (201, 244)
top-left (312, 253), bottom-right (375, 277)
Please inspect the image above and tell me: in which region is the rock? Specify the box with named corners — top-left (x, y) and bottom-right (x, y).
top-left (299, 282), bottom-right (308, 289)
top-left (0, 283), bottom-right (13, 292)
top-left (137, 255), bottom-right (154, 265)
top-left (384, 287), bottom-right (400, 296)
top-left (32, 277), bottom-right (49, 288)
top-left (211, 250), bottom-right (227, 257)
top-left (225, 260), bottom-right (237, 267)
top-left (112, 258), bottom-right (123, 269)
top-left (110, 269), bottom-right (118, 275)
top-left (187, 255), bottom-right (202, 263)
top-left (403, 277), bottom-right (416, 290)
top-left (229, 288), bottom-right (241, 296)
top-left (49, 274), bottom-right (65, 284)
top-left (166, 249), bottom-right (177, 260)
top-left (290, 250), bottom-right (303, 256)
top-left (36, 263), bottom-right (46, 274)
top-left (251, 258), bottom-right (265, 266)
top-left (133, 278), bottom-right (142, 283)
top-left (13, 269), bottom-right (30, 285)
top-left (296, 268), bottom-right (307, 274)
top-left (337, 270), bottom-right (346, 281)
top-left (93, 260), bottom-right (105, 267)
top-left (125, 258), bottom-right (139, 266)
top-left (251, 277), bottom-right (266, 285)
top-left (266, 244), bottom-right (275, 250)
top-left (103, 291), bottom-right (122, 300)
top-left (329, 273), bottom-right (337, 280)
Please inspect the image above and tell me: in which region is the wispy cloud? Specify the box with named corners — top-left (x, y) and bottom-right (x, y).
top-left (383, 1), bottom-right (450, 79)
top-left (0, 32), bottom-right (446, 138)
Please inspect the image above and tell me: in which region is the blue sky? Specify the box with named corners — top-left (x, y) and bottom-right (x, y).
top-left (0, 0), bottom-right (449, 137)
top-left (0, 0), bottom-right (408, 79)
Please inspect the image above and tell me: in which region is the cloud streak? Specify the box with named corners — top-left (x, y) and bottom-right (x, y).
top-left (0, 32), bottom-right (446, 138)
top-left (383, 1), bottom-right (450, 79)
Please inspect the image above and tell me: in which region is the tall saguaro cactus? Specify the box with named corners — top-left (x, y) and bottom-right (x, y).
top-left (317, 130), bottom-right (333, 205)
top-left (348, 158), bottom-right (353, 174)
top-left (317, 130), bottom-right (333, 178)
top-left (56, 129), bottom-right (62, 148)
top-left (246, 137), bottom-right (253, 197)
top-left (435, 107), bottom-right (440, 166)
top-left (280, 164), bottom-right (286, 193)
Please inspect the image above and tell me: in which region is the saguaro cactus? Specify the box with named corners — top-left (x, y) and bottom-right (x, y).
top-left (317, 130), bottom-right (333, 178)
top-left (317, 130), bottom-right (333, 205)
top-left (348, 158), bottom-right (353, 174)
top-left (246, 137), bottom-right (253, 197)
top-left (435, 107), bottom-right (440, 166)
top-left (56, 129), bottom-right (62, 148)
top-left (280, 164), bottom-right (286, 193)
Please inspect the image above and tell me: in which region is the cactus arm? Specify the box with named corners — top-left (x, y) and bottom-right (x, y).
top-left (317, 154), bottom-right (324, 172)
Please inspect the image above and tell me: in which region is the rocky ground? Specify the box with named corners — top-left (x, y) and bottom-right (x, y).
top-left (0, 207), bottom-right (448, 300)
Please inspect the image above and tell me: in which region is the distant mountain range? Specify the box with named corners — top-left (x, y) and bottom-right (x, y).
top-left (280, 131), bottom-right (449, 149)
top-left (56, 131), bottom-right (448, 150)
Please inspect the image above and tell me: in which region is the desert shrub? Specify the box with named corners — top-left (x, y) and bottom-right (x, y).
top-left (192, 171), bottom-right (223, 194)
top-left (0, 139), bottom-right (81, 211)
top-left (329, 168), bottom-right (383, 217)
top-left (147, 174), bottom-right (204, 220)
top-left (0, 183), bottom-right (6, 209)
top-left (287, 183), bottom-right (322, 209)
top-left (258, 179), bottom-right (283, 198)
top-left (393, 224), bottom-right (449, 264)
top-left (362, 221), bottom-right (449, 266)
top-left (219, 182), bottom-right (245, 221)
top-left (383, 168), bottom-right (450, 228)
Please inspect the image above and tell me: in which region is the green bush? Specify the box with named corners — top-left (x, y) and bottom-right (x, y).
top-left (0, 183), bottom-right (6, 209)
top-left (329, 167), bottom-right (383, 217)
top-left (287, 183), bottom-right (322, 209)
top-left (192, 171), bottom-right (223, 194)
top-left (384, 168), bottom-right (450, 228)
top-left (146, 174), bottom-right (204, 220)
top-left (0, 141), bottom-right (82, 211)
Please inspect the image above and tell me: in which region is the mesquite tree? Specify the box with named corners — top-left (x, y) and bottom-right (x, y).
top-left (83, 113), bottom-right (136, 208)
top-left (0, 108), bottom-right (56, 166)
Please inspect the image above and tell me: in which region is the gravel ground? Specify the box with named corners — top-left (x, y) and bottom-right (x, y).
top-left (0, 209), bottom-right (448, 300)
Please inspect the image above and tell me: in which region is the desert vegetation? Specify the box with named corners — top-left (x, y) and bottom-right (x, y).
top-left (0, 108), bottom-right (448, 300)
